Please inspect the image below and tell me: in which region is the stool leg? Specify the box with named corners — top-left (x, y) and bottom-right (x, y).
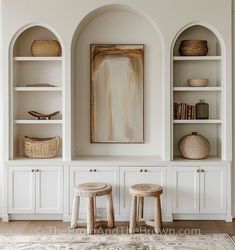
top-left (87, 197), bottom-right (95, 234)
top-left (136, 196), bottom-right (140, 225)
top-left (154, 196), bottom-right (162, 234)
top-left (129, 195), bottom-right (137, 233)
top-left (107, 193), bottom-right (115, 228)
top-left (94, 197), bottom-right (97, 220)
top-left (71, 195), bottom-right (79, 228)
top-left (139, 197), bottom-right (144, 220)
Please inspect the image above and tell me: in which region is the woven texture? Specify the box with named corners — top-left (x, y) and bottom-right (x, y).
top-left (31, 40), bottom-right (61, 57)
top-left (179, 40), bottom-right (208, 56)
top-left (179, 132), bottom-right (210, 159)
top-left (24, 136), bottom-right (59, 158)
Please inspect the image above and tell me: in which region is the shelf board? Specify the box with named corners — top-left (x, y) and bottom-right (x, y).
top-left (173, 56), bottom-right (222, 61)
top-left (173, 119), bottom-right (222, 124)
top-left (14, 57), bottom-right (62, 61)
top-left (173, 156), bottom-right (222, 162)
top-left (14, 120), bottom-right (63, 124)
top-left (73, 155), bottom-right (163, 162)
top-left (14, 87), bottom-right (62, 92)
top-left (173, 87), bottom-right (222, 92)
top-left (7, 156), bottom-right (63, 165)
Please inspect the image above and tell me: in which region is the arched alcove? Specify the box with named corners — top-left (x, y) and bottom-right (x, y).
top-left (10, 24), bottom-right (64, 159)
top-left (71, 5), bottom-right (164, 158)
top-left (13, 25), bottom-right (62, 56)
top-left (173, 25), bottom-right (222, 57)
top-left (171, 24), bottom-right (224, 160)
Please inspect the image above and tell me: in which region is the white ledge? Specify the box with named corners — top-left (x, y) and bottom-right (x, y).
top-left (14, 57), bottom-right (62, 61)
top-left (173, 56), bottom-right (222, 61)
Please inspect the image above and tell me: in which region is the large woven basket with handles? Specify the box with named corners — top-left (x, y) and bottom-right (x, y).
top-left (24, 136), bottom-right (59, 158)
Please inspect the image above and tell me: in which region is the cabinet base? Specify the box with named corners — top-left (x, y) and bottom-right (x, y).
top-left (62, 214), bottom-right (173, 222)
top-left (173, 214), bottom-right (228, 221)
top-left (2, 214), bottom-right (9, 222)
top-left (8, 214), bottom-right (63, 221)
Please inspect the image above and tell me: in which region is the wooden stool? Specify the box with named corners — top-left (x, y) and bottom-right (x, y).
top-left (129, 183), bottom-right (163, 234)
top-left (71, 183), bottom-right (115, 234)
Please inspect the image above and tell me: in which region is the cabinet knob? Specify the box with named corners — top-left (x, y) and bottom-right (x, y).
top-left (93, 169), bottom-right (96, 172)
top-left (31, 169), bottom-right (35, 172)
top-left (89, 169), bottom-right (92, 172)
top-left (196, 169), bottom-right (200, 173)
top-left (140, 169), bottom-right (143, 172)
top-left (144, 169), bottom-right (148, 172)
top-left (201, 169), bottom-right (205, 172)
top-left (35, 169), bottom-right (39, 172)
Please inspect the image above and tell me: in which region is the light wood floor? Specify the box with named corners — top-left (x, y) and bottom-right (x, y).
top-left (0, 220), bottom-right (235, 235)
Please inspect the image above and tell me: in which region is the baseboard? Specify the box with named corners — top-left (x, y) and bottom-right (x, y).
top-left (231, 209), bottom-right (235, 219)
top-left (3, 213), bottom-right (231, 222)
top-left (63, 214), bottom-right (173, 222)
top-left (9, 214), bottom-right (63, 221)
top-left (173, 214), bottom-right (227, 221)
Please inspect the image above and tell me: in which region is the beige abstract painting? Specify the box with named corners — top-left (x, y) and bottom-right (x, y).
top-left (91, 44), bottom-right (144, 143)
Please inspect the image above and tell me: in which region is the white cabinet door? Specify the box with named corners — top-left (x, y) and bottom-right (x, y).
top-left (70, 166), bottom-right (119, 216)
top-left (36, 166), bottom-right (63, 213)
top-left (120, 167), bottom-right (166, 216)
top-left (172, 167), bottom-right (199, 214)
top-left (199, 166), bottom-right (226, 213)
top-left (8, 166), bottom-right (35, 213)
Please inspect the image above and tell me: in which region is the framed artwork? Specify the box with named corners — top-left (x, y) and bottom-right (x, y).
top-left (90, 44), bottom-right (144, 143)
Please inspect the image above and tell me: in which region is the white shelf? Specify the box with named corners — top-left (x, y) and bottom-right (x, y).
top-left (173, 56), bottom-right (222, 61)
top-left (14, 87), bottom-right (62, 92)
top-left (7, 156), bottom-right (63, 165)
top-left (173, 119), bottom-right (222, 124)
top-left (173, 87), bottom-right (222, 92)
top-left (73, 155), bottom-right (163, 163)
top-left (173, 156), bottom-right (222, 162)
top-left (14, 57), bottom-right (62, 61)
top-left (14, 120), bottom-right (63, 124)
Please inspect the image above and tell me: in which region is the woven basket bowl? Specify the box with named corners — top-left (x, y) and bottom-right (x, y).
top-left (31, 40), bottom-right (61, 57)
top-left (180, 40), bottom-right (207, 46)
top-left (178, 132), bottom-right (210, 159)
top-left (187, 79), bottom-right (208, 87)
top-left (24, 136), bottom-right (59, 158)
top-left (179, 40), bottom-right (208, 56)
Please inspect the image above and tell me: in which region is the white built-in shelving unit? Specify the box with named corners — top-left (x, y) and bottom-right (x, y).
top-left (2, 3), bottom-right (232, 224)
top-left (172, 25), bottom-right (223, 160)
top-left (10, 26), bottom-right (64, 159)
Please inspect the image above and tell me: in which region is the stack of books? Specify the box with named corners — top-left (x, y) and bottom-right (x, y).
top-left (174, 103), bottom-right (196, 119)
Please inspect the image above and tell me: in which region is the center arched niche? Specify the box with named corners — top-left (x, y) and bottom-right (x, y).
top-left (71, 4), bottom-right (164, 158)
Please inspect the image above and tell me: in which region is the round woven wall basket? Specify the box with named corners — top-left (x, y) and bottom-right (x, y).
top-left (179, 40), bottom-right (208, 56)
top-left (31, 40), bottom-right (61, 57)
top-left (178, 132), bottom-right (210, 159)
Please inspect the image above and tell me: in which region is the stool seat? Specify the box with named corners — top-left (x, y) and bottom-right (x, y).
top-left (79, 183), bottom-right (107, 190)
top-left (130, 183), bottom-right (163, 197)
top-left (74, 183), bottom-right (112, 197)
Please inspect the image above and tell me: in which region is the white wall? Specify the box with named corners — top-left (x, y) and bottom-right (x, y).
top-left (1, 0), bottom-right (232, 159)
top-left (73, 11), bottom-right (162, 156)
